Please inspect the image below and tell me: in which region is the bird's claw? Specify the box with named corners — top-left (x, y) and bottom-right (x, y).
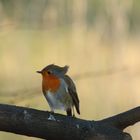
top-left (48, 113), bottom-right (56, 121)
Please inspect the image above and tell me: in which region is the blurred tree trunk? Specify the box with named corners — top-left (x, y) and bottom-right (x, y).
top-left (71, 0), bottom-right (87, 47)
top-left (104, 0), bottom-right (132, 43)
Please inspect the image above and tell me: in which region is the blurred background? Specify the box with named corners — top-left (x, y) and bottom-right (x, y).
top-left (0, 0), bottom-right (140, 139)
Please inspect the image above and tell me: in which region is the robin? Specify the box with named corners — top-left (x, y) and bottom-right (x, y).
top-left (37, 64), bottom-right (80, 116)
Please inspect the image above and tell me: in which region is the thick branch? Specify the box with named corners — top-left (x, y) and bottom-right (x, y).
top-left (100, 106), bottom-right (140, 130)
top-left (0, 104), bottom-right (139, 140)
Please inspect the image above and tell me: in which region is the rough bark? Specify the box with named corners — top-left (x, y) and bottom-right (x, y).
top-left (0, 104), bottom-right (139, 140)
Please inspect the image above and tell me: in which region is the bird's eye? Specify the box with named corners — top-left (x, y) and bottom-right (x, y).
top-left (47, 71), bottom-right (51, 74)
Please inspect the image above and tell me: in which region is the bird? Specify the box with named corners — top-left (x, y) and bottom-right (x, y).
top-left (37, 64), bottom-right (80, 116)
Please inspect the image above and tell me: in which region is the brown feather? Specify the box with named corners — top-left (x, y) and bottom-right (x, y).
top-left (63, 75), bottom-right (80, 114)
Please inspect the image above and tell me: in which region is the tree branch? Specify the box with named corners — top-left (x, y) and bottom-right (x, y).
top-left (0, 104), bottom-right (139, 140)
top-left (99, 106), bottom-right (140, 130)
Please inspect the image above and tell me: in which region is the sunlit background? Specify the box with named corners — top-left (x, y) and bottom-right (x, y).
top-left (0, 0), bottom-right (140, 139)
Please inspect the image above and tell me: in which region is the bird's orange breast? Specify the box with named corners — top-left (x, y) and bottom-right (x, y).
top-left (42, 74), bottom-right (61, 93)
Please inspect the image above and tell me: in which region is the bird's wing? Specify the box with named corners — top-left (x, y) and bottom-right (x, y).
top-left (63, 75), bottom-right (80, 114)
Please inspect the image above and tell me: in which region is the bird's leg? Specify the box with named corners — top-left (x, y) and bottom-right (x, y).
top-left (66, 108), bottom-right (72, 116)
top-left (50, 109), bottom-right (54, 114)
top-left (72, 107), bottom-right (75, 117)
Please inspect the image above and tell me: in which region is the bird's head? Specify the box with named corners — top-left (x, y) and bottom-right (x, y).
top-left (37, 64), bottom-right (69, 77)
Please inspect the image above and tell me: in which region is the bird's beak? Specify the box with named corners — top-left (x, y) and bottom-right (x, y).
top-left (36, 71), bottom-right (42, 74)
